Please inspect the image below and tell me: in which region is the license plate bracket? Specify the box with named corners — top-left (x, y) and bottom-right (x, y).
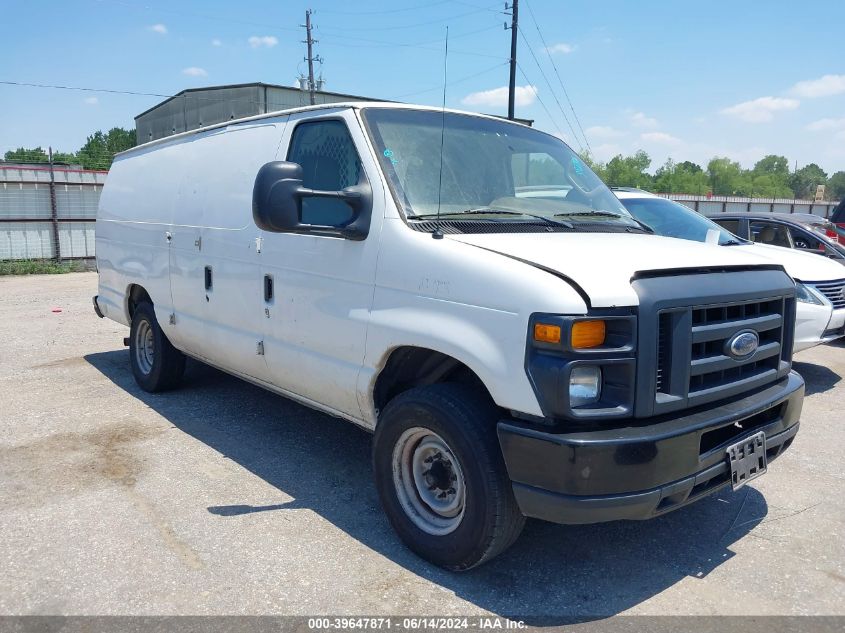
top-left (727, 431), bottom-right (767, 491)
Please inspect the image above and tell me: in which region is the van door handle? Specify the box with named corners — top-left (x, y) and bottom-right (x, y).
top-left (264, 274), bottom-right (273, 302)
top-left (204, 266), bottom-right (213, 290)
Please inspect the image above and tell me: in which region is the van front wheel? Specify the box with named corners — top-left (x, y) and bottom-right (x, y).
top-left (129, 301), bottom-right (185, 392)
top-left (372, 384), bottom-right (525, 570)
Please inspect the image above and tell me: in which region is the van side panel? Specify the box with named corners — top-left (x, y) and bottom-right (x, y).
top-left (96, 141), bottom-right (188, 326)
top-left (167, 121), bottom-right (285, 379)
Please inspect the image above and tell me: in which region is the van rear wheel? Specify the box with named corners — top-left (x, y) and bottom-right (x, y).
top-left (372, 384), bottom-right (525, 570)
top-left (129, 301), bottom-right (185, 392)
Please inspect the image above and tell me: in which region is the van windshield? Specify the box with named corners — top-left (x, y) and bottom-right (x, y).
top-left (361, 108), bottom-right (639, 231)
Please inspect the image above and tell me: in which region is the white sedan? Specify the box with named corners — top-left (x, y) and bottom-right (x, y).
top-left (614, 189), bottom-right (845, 353)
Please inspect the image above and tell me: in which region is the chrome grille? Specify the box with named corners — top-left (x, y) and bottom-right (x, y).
top-left (809, 279), bottom-right (845, 309)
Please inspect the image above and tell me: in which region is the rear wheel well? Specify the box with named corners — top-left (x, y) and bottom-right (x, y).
top-left (126, 284), bottom-right (152, 321)
top-left (373, 347), bottom-right (494, 415)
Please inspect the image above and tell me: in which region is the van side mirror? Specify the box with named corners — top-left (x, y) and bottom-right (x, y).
top-left (252, 161), bottom-right (372, 240)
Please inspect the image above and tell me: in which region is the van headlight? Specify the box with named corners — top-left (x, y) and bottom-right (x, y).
top-left (570, 365), bottom-right (602, 407)
top-left (796, 283), bottom-right (825, 305)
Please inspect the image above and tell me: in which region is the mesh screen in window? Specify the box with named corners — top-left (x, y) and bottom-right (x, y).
top-left (288, 120), bottom-right (362, 227)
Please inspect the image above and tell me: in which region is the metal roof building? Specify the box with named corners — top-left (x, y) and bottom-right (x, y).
top-left (134, 83), bottom-right (381, 142)
top-left (135, 82), bottom-right (533, 143)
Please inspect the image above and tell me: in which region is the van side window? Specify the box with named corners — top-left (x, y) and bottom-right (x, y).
top-left (287, 120), bottom-right (362, 227)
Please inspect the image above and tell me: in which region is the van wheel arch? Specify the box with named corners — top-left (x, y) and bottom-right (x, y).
top-left (126, 284), bottom-right (153, 321)
top-left (373, 346), bottom-right (496, 417)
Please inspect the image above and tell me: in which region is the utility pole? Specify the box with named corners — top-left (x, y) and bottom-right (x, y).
top-left (301, 9), bottom-right (321, 105)
top-left (505, 0), bottom-right (518, 120)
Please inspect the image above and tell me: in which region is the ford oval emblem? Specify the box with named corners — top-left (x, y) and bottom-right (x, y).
top-left (726, 330), bottom-right (759, 359)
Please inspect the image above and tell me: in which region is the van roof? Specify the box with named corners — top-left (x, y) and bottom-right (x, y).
top-left (117, 101), bottom-right (535, 159)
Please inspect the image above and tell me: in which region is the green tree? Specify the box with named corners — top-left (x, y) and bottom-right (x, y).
top-left (51, 152), bottom-right (79, 165)
top-left (76, 127), bottom-right (137, 170)
top-left (653, 158), bottom-right (709, 194)
top-left (752, 155), bottom-right (790, 178)
top-left (746, 154), bottom-right (791, 197)
top-left (579, 151), bottom-right (607, 182)
top-left (789, 163), bottom-right (828, 200)
top-left (604, 150), bottom-right (652, 189)
top-left (707, 157), bottom-right (745, 195)
top-left (4, 147), bottom-right (49, 163)
top-left (3, 147), bottom-right (81, 166)
top-left (828, 171), bottom-right (845, 200)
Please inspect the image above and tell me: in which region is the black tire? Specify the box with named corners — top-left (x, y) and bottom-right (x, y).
top-left (372, 383), bottom-right (525, 571)
top-left (129, 301), bottom-right (186, 392)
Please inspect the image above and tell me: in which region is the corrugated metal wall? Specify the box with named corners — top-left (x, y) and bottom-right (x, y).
top-left (0, 164), bottom-right (104, 260)
top-left (136, 84), bottom-right (372, 143)
top-left (664, 194), bottom-right (838, 218)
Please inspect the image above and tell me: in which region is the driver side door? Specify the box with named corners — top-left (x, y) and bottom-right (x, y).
top-left (258, 110), bottom-right (385, 419)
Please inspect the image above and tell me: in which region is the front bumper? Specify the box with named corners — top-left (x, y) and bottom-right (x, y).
top-left (821, 308), bottom-right (845, 343)
top-left (793, 300), bottom-right (834, 353)
top-left (498, 371), bottom-right (804, 524)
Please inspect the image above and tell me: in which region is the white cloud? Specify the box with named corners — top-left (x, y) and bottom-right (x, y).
top-left (211, 38), bottom-right (222, 47)
top-left (546, 42), bottom-right (575, 55)
top-left (790, 74), bottom-right (845, 98)
top-left (149, 24), bottom-right (167, 35)
top-left (248, 35), bottom-right (279, 49)
top-left (629, 111), bottom-right (658, 128)
top-left (806, 117), bottom-right (845, 132)
top-left (592, 143), bottom-right (623, 161)
top-left (720, 96), bottom-right (799, 123)
top-left (461, 84), bottom-right (537, 107)
top-left (83, 96), bottom-right (99, 105)
top-left (182, 67), bottom-right (208, 77)
top-left (640, 131), bottom-right (681, 146)
top-left (585, 125), bottom-right (624, 140)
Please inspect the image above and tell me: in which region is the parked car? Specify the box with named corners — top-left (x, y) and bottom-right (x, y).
top-left (831, 199), bottom-right (845, 240)
top-left (705, 211), bottom-right (845, 263)
top-left (614, 190), bottom-right (845, 351)
top-left (94, 103), bottom-right (804, 570)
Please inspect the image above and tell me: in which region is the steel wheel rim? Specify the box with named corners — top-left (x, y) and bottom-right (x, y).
top-left (134, 319), bottom-right (155, 375)
top-left (392, 427), bottom-right (466, 536)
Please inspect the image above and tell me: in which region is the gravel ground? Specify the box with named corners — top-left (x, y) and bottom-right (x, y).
top-left (0, 272), bottom-right (843, 619)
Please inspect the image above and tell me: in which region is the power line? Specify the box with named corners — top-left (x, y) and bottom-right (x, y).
top-left (516, 27), bottom-right (583, 152)
top-left (515, 62), bottom-right (569, 142)
top-left (317, 31), bottom-right (506, 60)
top-left (322, 24), bottom-right (502, 49)
top-left (391, 61), bottom-right (509, 99)
top-left (319, 5), bottom-right (500, 30)
top-left (522, 0), bottom-right (591, 153)
top-left (92, 0), bottom-right (300, 33)
top-left (318, 0), bottom-right (455, 16)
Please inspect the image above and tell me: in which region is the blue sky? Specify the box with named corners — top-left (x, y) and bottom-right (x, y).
top-left (2, 0), bottom-right (844, 173)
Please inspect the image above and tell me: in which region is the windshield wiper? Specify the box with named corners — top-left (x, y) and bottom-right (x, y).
top-left (553, 210), bottom-right (653, 233)
top-left (409, 208), bottom-right (573, 228)
top-left (720, 239), bottom-right (745, 246)
top-left (553, 210), bottom-right (626, 218)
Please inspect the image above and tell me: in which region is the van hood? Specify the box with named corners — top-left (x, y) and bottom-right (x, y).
top-left (447, 232), bottom-right (777, 307)
top-left (734, 243), bottom-right (845, 282)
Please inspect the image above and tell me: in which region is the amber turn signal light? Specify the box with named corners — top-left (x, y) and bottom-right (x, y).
top-left (533, 323), bottom-right (561, 344)
top-left (571, 320), bottom-right (606, 349)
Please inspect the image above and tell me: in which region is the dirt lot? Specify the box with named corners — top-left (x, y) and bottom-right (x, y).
top-left (1, 272), bottom-right (843, 619)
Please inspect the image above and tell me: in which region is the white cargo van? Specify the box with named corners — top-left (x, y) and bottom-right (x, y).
top-left (95, 103), bottom-right (804, 570)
